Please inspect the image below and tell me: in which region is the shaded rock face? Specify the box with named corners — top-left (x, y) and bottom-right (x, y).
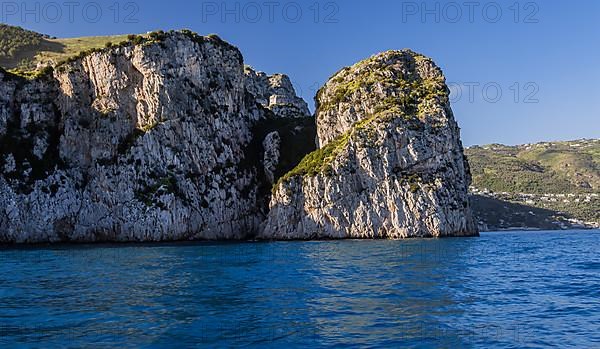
top-left (262, 131), bottom-right (281, 184)
top-left (262, 50), bottom-right (478, 239)
top-left (0, 32), bottom-right (308, 243)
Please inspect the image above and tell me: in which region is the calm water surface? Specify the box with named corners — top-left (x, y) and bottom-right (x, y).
top-left (1, 230), bottom-right (599, 348)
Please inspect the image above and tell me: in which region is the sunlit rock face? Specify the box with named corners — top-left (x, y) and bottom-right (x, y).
top-left (0, 35), bottom-right (476, 243)
top-left (261, 50), bottom-right (478, 239)
top-left (0, 31), bottom-right (309, 243)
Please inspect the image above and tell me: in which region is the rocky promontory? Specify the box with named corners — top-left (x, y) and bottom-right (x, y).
top-left (0, 30), bottom-right (477, 243)
top-left (261, 50), bottom-right (478, 239)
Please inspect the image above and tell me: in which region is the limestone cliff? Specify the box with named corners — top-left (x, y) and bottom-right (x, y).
top-left (261, 50), bottom-right (478, 239)
top-left (0, 31), bottom-right (309, 243)
top-left (0, 32), bottom-right (476, 243)
top-left (244, 66), bottom-right (310, 118)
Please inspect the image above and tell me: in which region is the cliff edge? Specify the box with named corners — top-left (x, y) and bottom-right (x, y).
top-left (0, 31), bottom-right (311, 243)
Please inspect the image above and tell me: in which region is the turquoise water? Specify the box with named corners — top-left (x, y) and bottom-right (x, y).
top-left (1, 231), bottom-right (599, 348)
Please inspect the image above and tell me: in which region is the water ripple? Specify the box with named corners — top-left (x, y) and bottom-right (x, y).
top-left (1, 230), bottom-right (599, 348)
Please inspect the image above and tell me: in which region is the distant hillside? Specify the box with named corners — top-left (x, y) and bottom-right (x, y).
top-left (466, 139), bottom-right (599, 194)
top-left (0, 24), bottom-right (130, 72)
top-left (466, 139), bottom-right (600, 230)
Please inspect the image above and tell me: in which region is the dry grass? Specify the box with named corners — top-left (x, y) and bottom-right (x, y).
top-left (3, 34), bottom-right (132, 72)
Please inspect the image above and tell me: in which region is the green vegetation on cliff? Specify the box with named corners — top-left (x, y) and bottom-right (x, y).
top-left (0, 24), bottom-right (241, 78)
top-left (0, 25), bottom-right (237, 77)
top-left (275, 112), bottom-right (389, 187)
top-left (316, 50), bottom-right (448, 115)
top-left (277, 131), bottom-right (350, 187)
top-left (278, 50), bottom-right (447, 188)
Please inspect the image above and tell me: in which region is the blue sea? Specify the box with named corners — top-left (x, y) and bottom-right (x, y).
top-left (1, 230), bottom-right (599, 348)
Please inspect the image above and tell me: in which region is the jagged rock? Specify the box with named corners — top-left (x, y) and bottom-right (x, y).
top-left (261, 50), bottom-right (478, 239)
top-left (0, 31), bottom-right (307, 243)
top-left (0, 34), bottom-right (476, 243)
top-left (244, 66), bottom-right (310, 118)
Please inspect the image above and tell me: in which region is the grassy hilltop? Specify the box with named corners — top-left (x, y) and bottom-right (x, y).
top-left (0, 23), bottom-right (129, 73)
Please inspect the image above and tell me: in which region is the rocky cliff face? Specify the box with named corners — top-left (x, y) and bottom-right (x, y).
top-left (0, 31), bottom-right (309, 243)
top-left (261, 50), bottom-right (478, 239)
top-left (1, 33), bottom-right (476, 243)
top-left (244, 67), bottom-right (310, 118)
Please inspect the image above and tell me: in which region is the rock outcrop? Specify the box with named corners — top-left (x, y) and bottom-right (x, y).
top-left (261, 50), bottom-right (478, 239)
top-left (0, 31), bottom-right (309, 243)
top-left (0, 32), bottom-right (477, 243)
top-left (244, 66), bottom-right (310, 118)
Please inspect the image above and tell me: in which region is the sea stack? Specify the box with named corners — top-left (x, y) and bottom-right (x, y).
top-left (262, 50), bottom-right (479, 239)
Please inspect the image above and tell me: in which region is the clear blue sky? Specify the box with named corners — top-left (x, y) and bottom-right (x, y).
top-left (4, 0), bottom-right (598, 145)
